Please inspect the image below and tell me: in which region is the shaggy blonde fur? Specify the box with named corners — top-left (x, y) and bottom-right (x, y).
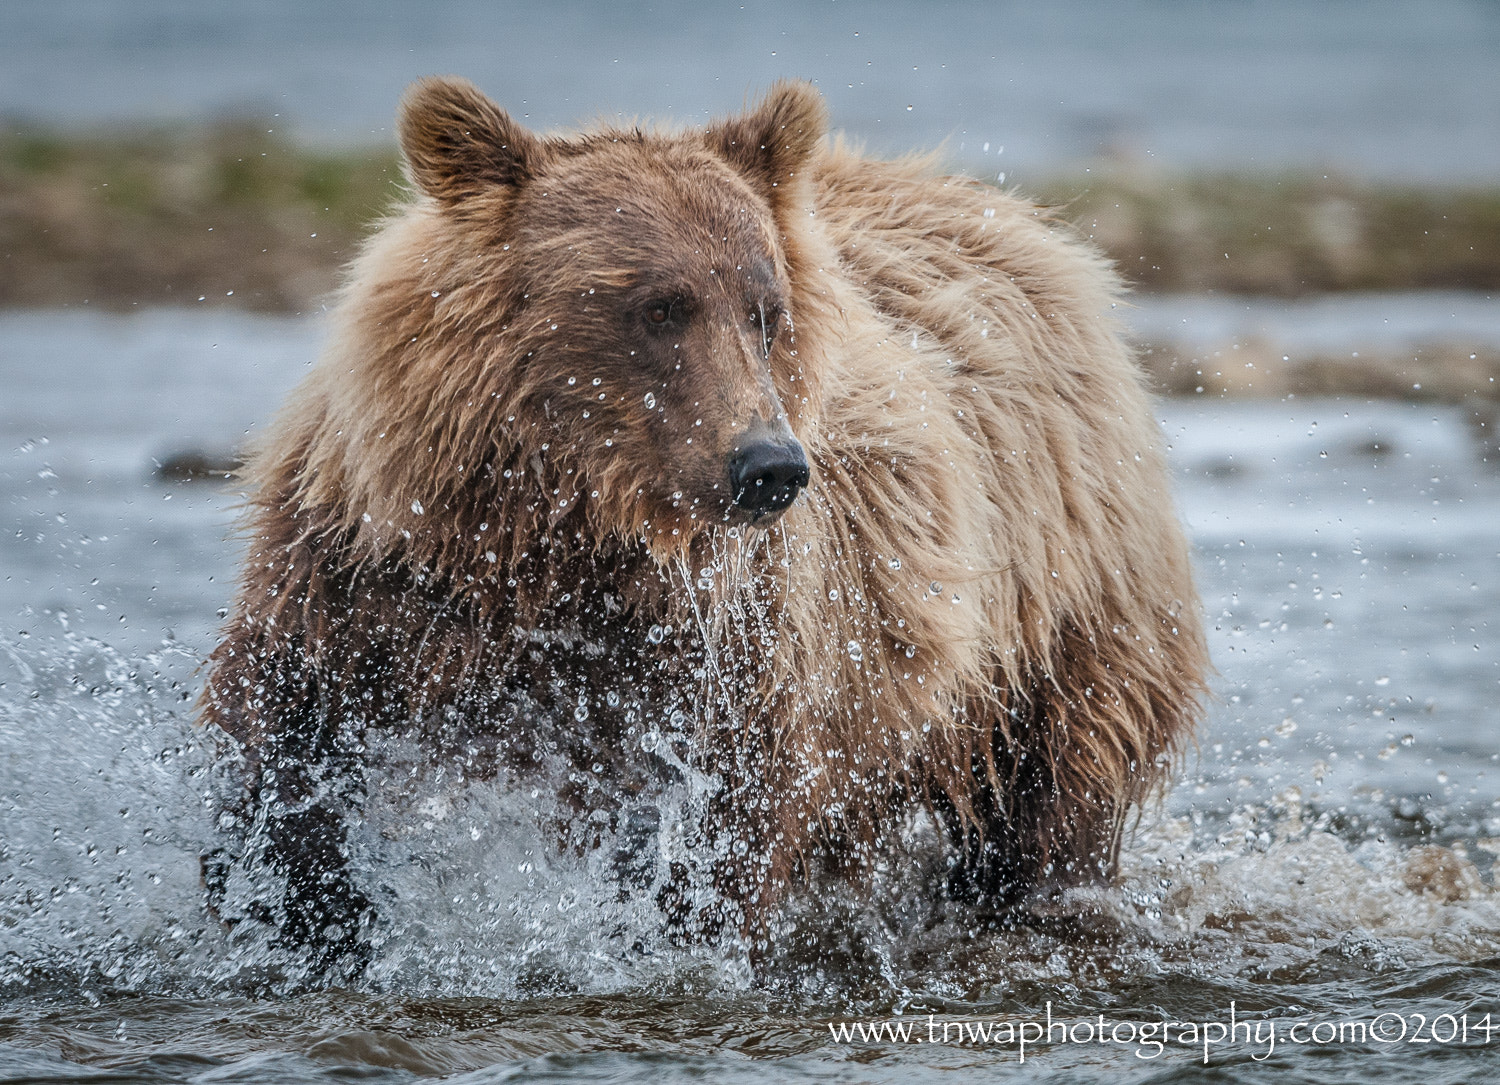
top-left (203, 77), bottom-right (1209, 941)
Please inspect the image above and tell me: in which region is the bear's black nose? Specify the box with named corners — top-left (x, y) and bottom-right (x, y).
top-left (728, 439), bottom-right (809, 515)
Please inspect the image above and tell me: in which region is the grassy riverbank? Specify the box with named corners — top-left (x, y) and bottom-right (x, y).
top-left (1043, 169), bottom-right (1500, 297)
top-left (0, 122), bottom-right (397, 311)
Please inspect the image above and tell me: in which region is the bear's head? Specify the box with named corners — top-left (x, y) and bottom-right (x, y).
top-left (308, 78), bottom-right (835, 575)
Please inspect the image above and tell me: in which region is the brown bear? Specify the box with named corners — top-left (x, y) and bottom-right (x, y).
top-left (200, 76), bottom-right (1209, 975)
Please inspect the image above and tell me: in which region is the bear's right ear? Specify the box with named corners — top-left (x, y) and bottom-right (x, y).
top-left (398, 77), bottom-right (542, 204)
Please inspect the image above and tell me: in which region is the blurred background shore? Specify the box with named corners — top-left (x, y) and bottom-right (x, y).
top-left (3, 125), bottom-right (1498, 403)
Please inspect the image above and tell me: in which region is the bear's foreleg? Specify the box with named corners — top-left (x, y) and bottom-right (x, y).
top-left (257, 750), bottom-right (374, 981)
top-left (937, 689), bottom-right (1125, 916)
top-left (203, 616), bottom-right (379, 982)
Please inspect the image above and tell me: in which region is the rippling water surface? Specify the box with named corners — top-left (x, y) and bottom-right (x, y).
top-left (2, 308), bottom-right (1498, 1082)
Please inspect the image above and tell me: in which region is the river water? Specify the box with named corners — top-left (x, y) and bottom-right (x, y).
top-left (1, 304), bottom-right (1498, 1081)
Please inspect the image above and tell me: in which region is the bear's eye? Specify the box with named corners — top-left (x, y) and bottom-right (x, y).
top-left (642, 298), bottom-right (683, 328)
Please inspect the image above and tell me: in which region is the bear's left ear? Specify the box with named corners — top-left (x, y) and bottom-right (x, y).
top-left (398, 76), bottom-right (544, 205)
top-left (707, 81), bottom-right (828, 206)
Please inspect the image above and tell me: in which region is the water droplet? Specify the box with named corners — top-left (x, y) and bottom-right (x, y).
top-left (644, 392), bottom-right (657, 409)
top-left (846, 640), bottom-right (864, 662)
top-left (410, 499), bottom-right (424, 515)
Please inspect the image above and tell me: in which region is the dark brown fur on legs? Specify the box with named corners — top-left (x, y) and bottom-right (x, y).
top-left (260, 784), bottom-right (373, 980)
top-left (938, 753), bottom-right (1066, 913)
top-left (200, 750), bottom-right (374, 982)
top-left (937, 718), bottom-right (1118, 914)
top-left (202, 558), bottom-right (382, 978)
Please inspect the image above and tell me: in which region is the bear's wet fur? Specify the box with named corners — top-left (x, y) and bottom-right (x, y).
top-left (201, 77), bottom-right (1210, 975)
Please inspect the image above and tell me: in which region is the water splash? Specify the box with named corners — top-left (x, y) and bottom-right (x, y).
top-left (0, 626), bottom-right (226, 998)
top-left (2, 623), bottom-right (1497, 1009)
